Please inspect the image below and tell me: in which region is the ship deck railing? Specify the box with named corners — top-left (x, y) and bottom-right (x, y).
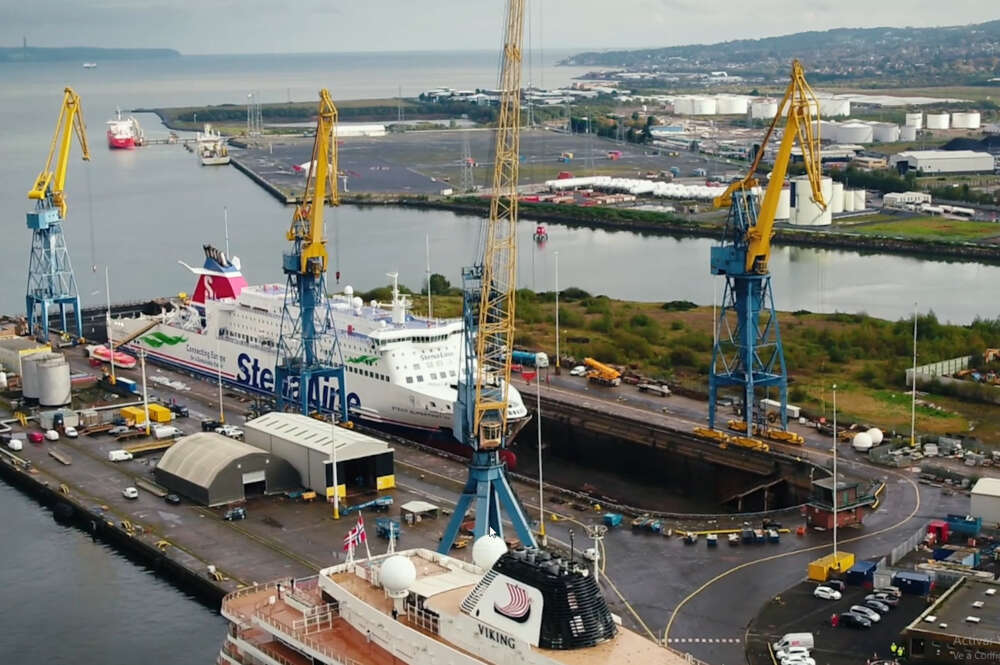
top-left (252, 604), bottom-right (364, 665)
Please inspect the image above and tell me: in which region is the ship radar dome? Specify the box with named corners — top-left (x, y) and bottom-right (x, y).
top-left (353, 297), bottom-right (364, 310)
top-left (380, 555), bottom-right (416, 598)
top-left (344, 285), bottom-right (354, 297)
top-left (472, 534), bottom-right (508, 570)
top-left (231, 256), bottom-right (241, 271)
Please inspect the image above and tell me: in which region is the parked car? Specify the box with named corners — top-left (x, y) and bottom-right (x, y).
top-left (64, 426), bottom-right (79, 438)
top-left (28, 431), bottom-right (44, 443)
top-left (569, 365), bottom-right (586, 377)
top-left (169, 403), bottom-right (189, 418)
top-left (849, 605), bottom-right (881, 623)
top-left (775, 646), bottom-right (811, 661)
top-left (813, 586), bottom-right (842, 601)
top-left (122, 487), bottom-right (139, 500)
top-left (839, 612), bottom-right (871, 629)
top-left (164, 494), bottom-right (182, 505)
top-left (824, 579), bottom-right (846, 593)
top-left (108, 450), bottom-right (134, 462)
top-left (215, 425), bottom-right (244, 440)
top-left (873, 586), bottom-right (901, 598)
top-left (866, 593), bottom-right (899, 607)
top-left (864, 599), bottom-right (891, 614)
top-left (201, 419), bottom-right (223, 432)
top-left (781, 657), bottom-right (815, 665)
top-left (44, 429), bottom-right (59, 441)
top-left (224, 506), bottom-right (247, 521)
top-left (108, 425), bottom-right (131, 435)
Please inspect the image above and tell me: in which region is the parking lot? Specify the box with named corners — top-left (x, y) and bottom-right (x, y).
top-left (748, 580), bottom-right (932, 665)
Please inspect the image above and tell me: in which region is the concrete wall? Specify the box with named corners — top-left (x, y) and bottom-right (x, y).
top-left (971, 493), bottom-right (1000, 526)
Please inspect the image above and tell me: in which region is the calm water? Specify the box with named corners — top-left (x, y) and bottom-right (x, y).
top-left (0, 482), bottom-right (224, 664)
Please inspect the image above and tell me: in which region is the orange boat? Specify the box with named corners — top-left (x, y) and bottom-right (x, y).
top-left (88, 345), bottom-right (137, 369)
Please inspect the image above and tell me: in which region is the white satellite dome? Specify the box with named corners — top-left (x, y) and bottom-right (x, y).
top-left (852, 432), bottom-right (873, 451)
top-left (380, 555), bottom-right (416, 598)
top-left (344, 285), bottom-right (354, 297)
top-left (472, 534), bottom-right (508, 570)
top-left (231, 256), bottom-right (241, 271)
top-left (866, 428), bottom-right (884, 445)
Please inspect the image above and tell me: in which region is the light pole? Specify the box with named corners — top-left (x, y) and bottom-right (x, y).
top-left (535, 368), bottom-right (546, 545)
top-left (105, 266), bottom-right (116, 385)
top-left (910, 302), bottom-right (918, 447)
top-left (140, 348), bottom-right (150, 436)
top-left (330, 413), bottom-right (340, 520)
top-left (554, 250), bottom-right (560, 374)
top-left (832, 383), bottom-right (838, 564)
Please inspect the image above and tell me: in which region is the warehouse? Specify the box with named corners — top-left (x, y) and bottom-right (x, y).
top-left (154, 433), bottom-right (299, 506)
top-left (901, 577), bottom-right (1000, 664)
top-left (890, 150), bottom-right (995, 174)
top-left (970, 477), bottom-right (1000, 525)
top-left (243, 412), bottom-right (394, 500)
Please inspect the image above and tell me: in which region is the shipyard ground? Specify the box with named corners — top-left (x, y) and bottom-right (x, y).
top-left (746, 581), bottom-right (931, 665)
top-left (232, 127), bottom-right (737, 199)
top-left (1, 352), bottom-right (973, 665)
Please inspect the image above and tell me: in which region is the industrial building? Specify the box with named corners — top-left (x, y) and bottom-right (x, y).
top-left (804, 477), bottom-right (873, 529)
top-left (243, 412), bottom-right (395, 499)
top-left (154, 433), bottom-right (300, 506)
top-left (0, 337), bottom-right (50, 375)
top-left (891, 150), bottom-right (995, 174)
top-left (901, 577), bottom-right (1000, 664)
top-left (971, 477), bottom-right (1000, 525)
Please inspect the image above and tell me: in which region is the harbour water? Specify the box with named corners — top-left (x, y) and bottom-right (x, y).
top-left (0, 481), bottom-right (225, 664)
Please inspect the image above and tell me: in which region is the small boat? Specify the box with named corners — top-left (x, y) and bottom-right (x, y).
top-left (82, 62), bottom-right (97, 69)
top-left (87, 344), bottom-right (137, 369)
top-left (706, 533), bottom-right (718, 547)
top-left (533, 224), bottom-right (549, 242)
top-left (106, 108), bottom-right (143, 149)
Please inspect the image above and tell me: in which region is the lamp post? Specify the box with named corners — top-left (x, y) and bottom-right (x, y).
top-left (536, 368), bottom-right (546, 545)
top-left (554, 250), bottom-right (560, 374)
top-left (832, 383), bottom-right (838, 563)
top-left (330, 415), bottom-right (340, 520)
top-left (910, 302), bottom-right (918, 447)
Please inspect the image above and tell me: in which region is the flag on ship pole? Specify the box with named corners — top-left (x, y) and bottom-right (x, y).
top-left (357, 513), bottom-right (372, 561)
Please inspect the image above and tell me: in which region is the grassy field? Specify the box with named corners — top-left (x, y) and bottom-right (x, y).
top-left (844, 216), bottom-right (1000, 241)
top-left (394, 286), bottom-right (1000, 444)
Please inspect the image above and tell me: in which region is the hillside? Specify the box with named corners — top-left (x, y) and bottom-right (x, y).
top-left (563, 20), bottom-right (1000, 84)
top-left (0, 47), bottom-right (180, 63)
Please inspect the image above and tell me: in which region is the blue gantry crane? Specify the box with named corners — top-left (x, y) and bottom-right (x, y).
top-left (708, 61), bottom-right (825, 435)
top-left (438, 0), bottom-right (536, 553)
top-left (25, 88), bottom-right (90, 342)
top-left (274, 89), bottom-right (348, 424)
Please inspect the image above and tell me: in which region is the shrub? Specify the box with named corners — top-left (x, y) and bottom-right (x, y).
top-left (662, 300), bottom-right (698, 311)
top-left (670, 320), bottom-right (685, 331)
top-left (669, 348), bottom-right (696, 367)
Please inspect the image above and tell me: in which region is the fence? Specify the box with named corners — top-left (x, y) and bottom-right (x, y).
top-left (889, 522), bottom-right (930, 566)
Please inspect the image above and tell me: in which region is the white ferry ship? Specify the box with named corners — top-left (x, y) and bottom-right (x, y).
top-left (111, 245), bottom-right (528, 458)
top-left (218, 537), bottom-right (685, 665)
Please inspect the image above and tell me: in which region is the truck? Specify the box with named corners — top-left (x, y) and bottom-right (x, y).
top-left (637, 383), bottom-right (671, 397)
top-left (583, 357), bottom-right (621, 387)
top-left (153, 425), bottom-right (183, 440)
top-left (511, 350), bottom-right (549, 368)
top-left (946, 514), bottom-right (982, 538)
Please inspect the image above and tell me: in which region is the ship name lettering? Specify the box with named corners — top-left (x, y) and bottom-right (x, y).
top-left (477, 623), bottom-right (515, 649)
top-left (237, 353), bottom-right (274, 392)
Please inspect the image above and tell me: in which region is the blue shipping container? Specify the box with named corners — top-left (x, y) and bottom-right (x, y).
top-left (892, 571), bottom-right (932, 595)
top-left (845, 560), bottom-right (878, 585)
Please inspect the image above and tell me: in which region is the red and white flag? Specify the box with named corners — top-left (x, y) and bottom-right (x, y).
top-left (355, 514), bottom-right (367, 543)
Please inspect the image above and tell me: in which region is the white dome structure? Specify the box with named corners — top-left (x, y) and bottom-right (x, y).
top-left (751, 99), bottom-right (778, 120)
top-left (852, 432), bottom-right (873, 452)
top-left (867, 428), bottom-right (884, 445)
top-left (380, 555), bottom-right (417, 599)
top-left (472, 534), bottom-right (508, 570)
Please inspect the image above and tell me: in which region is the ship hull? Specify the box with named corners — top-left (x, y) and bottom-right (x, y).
top-left (107, 132), bottom-right (135, 149)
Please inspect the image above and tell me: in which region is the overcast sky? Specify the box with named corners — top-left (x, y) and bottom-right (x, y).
top-left (3, 1), bottom-right (997, 55)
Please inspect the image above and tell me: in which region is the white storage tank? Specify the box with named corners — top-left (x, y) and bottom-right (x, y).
top-left (872, 122), bottom-right (900, 143)
top-left (899, 125), bottom-right (917, 141)
top-left (751, 99), bottom-right (778, 120)
top-left (20, 352), bottom-right (57, 401)
top-left (791, 176), bottom-right (833, 226)
top-left (672, 97), bottom-right (694, 115)
top-left (952, 112), bottom-right (981, 129)
top-left (926, 113), bottom-right (950, 130)
top-left (716, 95), bottom-right (748, 115)
top-left (905, 112), bottom-right (923, 128)
top-left (819, 98), bottom-right (851, 117)
top-left (830, 182), bottom-right (845, 214)
top-left (843, 190), bottom-right (857, 212)
top-left (836, 122), bottom-right (874, 144)
top-left (775, 187), bottom-right (791, 220)
top-left (38, 356), bottom-right (71, 407)
top-left (854, 189), bottom-right (866, 211)
top-left (692, 96), bottom-right (717, 115)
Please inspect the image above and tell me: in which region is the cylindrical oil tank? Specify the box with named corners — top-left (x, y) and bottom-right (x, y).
top-left (819, 98), bottom-right (851, 117)
top-left (899, 125), bottom-right (917, 141)
top-left (20, 352), bottom-right (56, 400)
top-left (830, 182), bottom-right (845, 214)
top-left (792, 176), bottom-right (833, 226)
top-left (38, 356), bottom-right (71, 407)
top-left (843, 190), bottom-right (857, 212)
top-left (872, 122), bottom-right (900, 143)
top-left (854, 189), bottom-right (866, 210)
top-left (751, 99), bottom-right (778, 119)
top-left (952, 112), bottom-right (981, 129)
top-left (926, 113), bottom-right (950, 130)
top-left (836, 122), bottom-right (874, 144)
top-left (905, 112), bottom-right (923, 128)
top-left (692, 96), bottom-right (717, 115)
top-left (716, 95), bottom-right (748, 115)
top-left (672, 97), bottom-right (694, 115)
top-left (776, 187), bottom-right (791, 220)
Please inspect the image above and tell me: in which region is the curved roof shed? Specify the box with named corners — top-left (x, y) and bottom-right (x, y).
top-left (155, 432), bottom-right (299, 506)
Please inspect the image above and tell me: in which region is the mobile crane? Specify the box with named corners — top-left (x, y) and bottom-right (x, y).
top-left (274, 89), bottom-right (348, 425)
top-left (438, 0), bottom-right (535, 553)
top-left (26, 87), bottom-right (90, 342)
top-left (707, 60), bottom-right (825, 436)
top-left (584, 357), bottom-right (622, 386)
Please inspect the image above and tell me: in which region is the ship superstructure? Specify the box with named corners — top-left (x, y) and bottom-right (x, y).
top-left (219, 543), bottom-right (684, 665)
top-left (111, 246), bottom-right (528, 446)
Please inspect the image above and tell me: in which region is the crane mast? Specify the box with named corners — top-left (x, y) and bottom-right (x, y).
top-left (274, 89), bottom-right (348, 425)
top-left (438, 0), bottom-right (536, 553)
top-left (25, 87), bottom-right (90, 341)
top-left (708, 60), bottom-right (825, 435)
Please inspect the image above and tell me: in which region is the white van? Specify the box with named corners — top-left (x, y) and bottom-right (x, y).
top-left (7, 438), bottom-right (24, 452)
top-left (153, 425), bottom-right (183, 440)
top-left (773, 633), bottom-right (814, 653)
top-left (108, 449), bottom-right (134, 462)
